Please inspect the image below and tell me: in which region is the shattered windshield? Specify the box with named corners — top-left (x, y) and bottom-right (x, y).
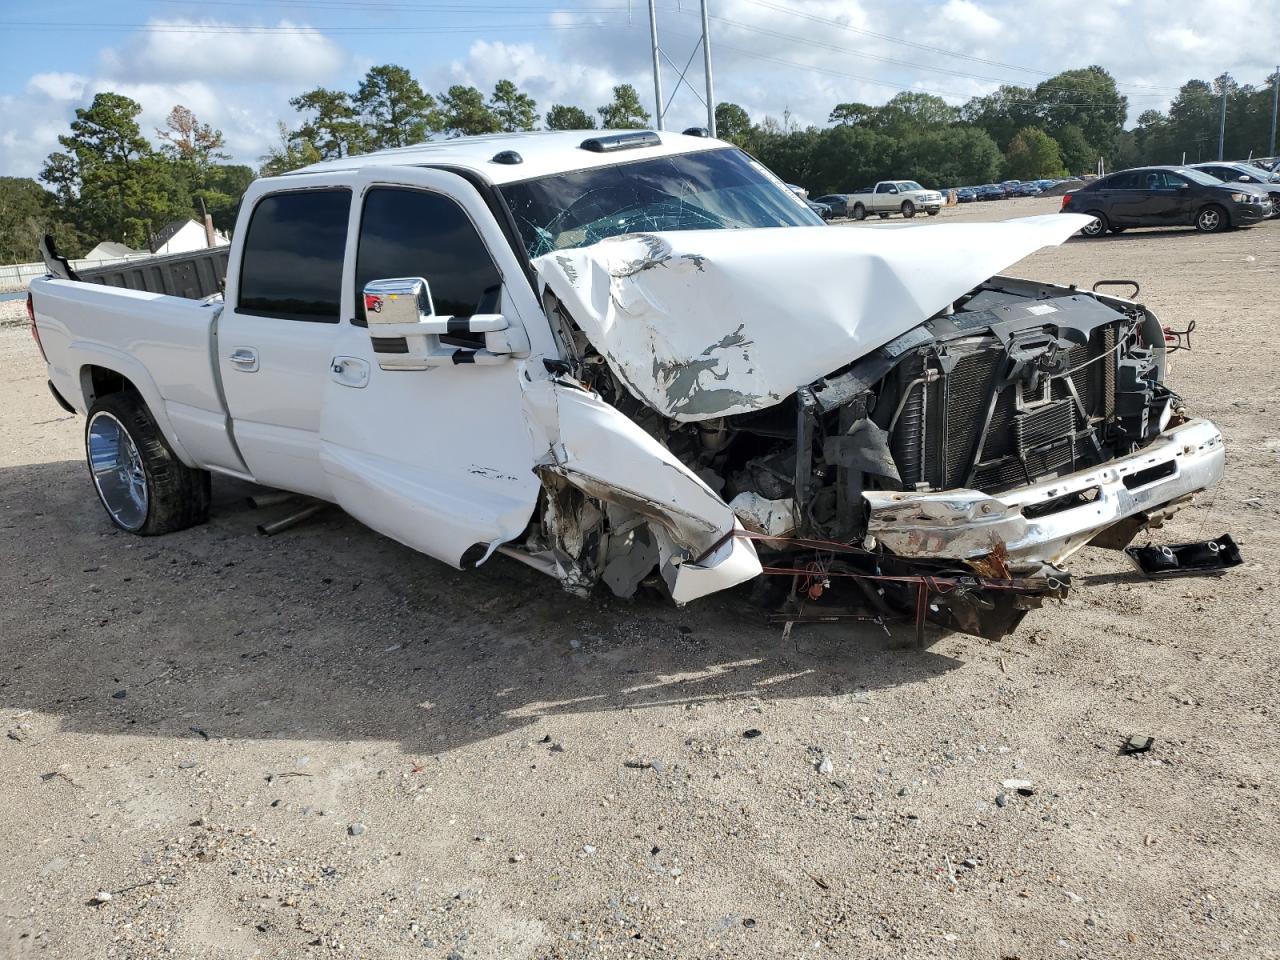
top-left (499, 147), bottom-right (822, 259)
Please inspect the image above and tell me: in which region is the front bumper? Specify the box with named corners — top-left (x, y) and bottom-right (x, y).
top-left (863, 418), bottom-right (1225, 569)
top-left (1232, 200), bottom-right (1270, 226)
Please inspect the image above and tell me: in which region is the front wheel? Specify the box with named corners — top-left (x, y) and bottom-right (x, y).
top-left (85, 392), bottom-right (210, 535)
top-left (1196, 204), bottom-right (1227, 233)
top-left (901, 200), bottom-right (916, 218)
top-left (1080, 210), bottom-right (1109, 237)
top-left (852, 203), bottom-right (866, 221)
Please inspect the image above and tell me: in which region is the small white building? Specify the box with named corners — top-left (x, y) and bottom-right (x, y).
top-left (149, 219), bottom-right (229, 256)
top-left (83, 241), bottom-right (142, 262)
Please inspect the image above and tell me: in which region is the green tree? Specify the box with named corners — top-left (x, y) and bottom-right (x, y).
top-left (904, 126), bottom-right (1003, 186)
top-left (828, 101), bottom-right (874, 126)
top-left (40, 92), bottom-right (191, 249)
top-left (356, 65), bottom-right (438, 149)
top-left (489, 79), bottom-right (538, 132)
top-left (0, 177), bottom-right (84, 261)
top-left (871, 92), bottom-right (958, 135)
top-left (545, 104), bottom-right (595, 130)
top-left (714, 102), bottom-right (754, 148)
top-left (961, 85), bottom-right (1037, 150)
top-left (259, 121), bottom-right (323, 177)
top-left (1055, 124), bottom-right (1094, 175)
top-left (290, 88), bottom-right (365, 159)
top-left (156, 105), bottom-right (228, 172)
top-left (1004, 126), bottom-right (1067, 180)
top-left (197, 164), bottom-right (255, 235)
top-left (597, 84), bottom-right (650, 129)
top-left (1033, 66), bottom-right (1127, 158)
top-left (438, 85), bottom-right (501, 137)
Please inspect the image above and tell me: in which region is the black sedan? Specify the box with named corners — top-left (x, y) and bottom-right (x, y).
top-left (1060, 166), bottom-right (1272, 236)
top-left (1190, 162), bottom-right (1280, 217)
top-left (811, 194), bottom-right (850, 218)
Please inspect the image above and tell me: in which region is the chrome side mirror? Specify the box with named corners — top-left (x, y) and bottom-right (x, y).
top-left (363, 277), bottom-right (434, 326)
top-left (359, 276), bottom-right (529, 370)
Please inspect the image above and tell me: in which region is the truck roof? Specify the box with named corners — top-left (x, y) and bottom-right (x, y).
top-left (287, 129), bottom-right (730, 186)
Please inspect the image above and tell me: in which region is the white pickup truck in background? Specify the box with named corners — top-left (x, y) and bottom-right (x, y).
top-left (849, 180), bottom-right (944, 220)
top-left (28, 129), bottom-right (1225, 640)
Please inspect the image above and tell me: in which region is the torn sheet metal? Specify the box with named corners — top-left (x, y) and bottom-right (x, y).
top-left (521, 376), bottom-right (762, 599)
top-left (533, 215), bottom-right (1093, 422)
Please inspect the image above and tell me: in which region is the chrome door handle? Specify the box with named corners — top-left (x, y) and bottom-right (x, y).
top-left (229, 347), bottom-right (259, 372)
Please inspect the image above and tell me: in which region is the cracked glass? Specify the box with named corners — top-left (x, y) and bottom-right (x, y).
top-left (499, 147), bottom-right (822, 259)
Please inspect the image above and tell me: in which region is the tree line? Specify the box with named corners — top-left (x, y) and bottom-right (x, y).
top-left (3, 61), bottom-right (1277, 264)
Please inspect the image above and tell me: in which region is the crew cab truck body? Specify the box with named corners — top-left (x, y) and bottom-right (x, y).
top-left (849, 180), bottom-right (944, 220)
top-left (30, 130), bottom-right (1226, 640)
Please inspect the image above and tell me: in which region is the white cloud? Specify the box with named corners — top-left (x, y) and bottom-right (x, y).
top-left (938, 0), bottom-right (1003, 40)
top-left (100, 19), bottom-right (348, 85)
top-left (26, 72), bottom-right (88, 101)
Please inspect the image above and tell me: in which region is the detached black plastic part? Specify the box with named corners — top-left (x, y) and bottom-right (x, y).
top-left (579, 131), bottom-right (661, 153)
top-left (491, 150), bottom-right (523, 165)
top-left (1125, 535), bottom-right (1242, 578)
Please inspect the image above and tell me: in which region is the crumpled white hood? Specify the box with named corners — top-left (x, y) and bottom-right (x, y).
top-left (533, 214), bottom-right (1093, 422)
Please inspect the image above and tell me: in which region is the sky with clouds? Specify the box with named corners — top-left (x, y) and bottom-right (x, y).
top-left (1, 0), bottom-right (1277, 179)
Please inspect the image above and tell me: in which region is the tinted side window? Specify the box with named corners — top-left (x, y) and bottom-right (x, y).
top-left (1105, 172), bottom-right (1139, 189)
top-left (238, 190), bottom-right (351, 323)
top-left (354, 187), bottom-right (501, 326)
top-left (876, 183), bottom-right (892, 193)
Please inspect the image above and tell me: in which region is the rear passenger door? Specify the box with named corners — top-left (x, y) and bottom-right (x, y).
top-left (1102, 172), bottom-right (1144, 224)
top-left (219, 179), bottom-right (352, 497)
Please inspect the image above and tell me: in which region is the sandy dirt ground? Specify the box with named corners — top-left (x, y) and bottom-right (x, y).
top-left (1, 196), bottom-right (1277, 959)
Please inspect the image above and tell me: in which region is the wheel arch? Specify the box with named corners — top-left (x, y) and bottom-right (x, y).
top-left (76, 355), bottom-right (197, 467)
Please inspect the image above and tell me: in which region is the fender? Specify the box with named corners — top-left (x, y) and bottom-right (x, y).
top-left (70, 342), bottom-right (197, 467)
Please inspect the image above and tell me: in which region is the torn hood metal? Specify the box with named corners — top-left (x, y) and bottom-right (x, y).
top-left (533, 214), bottom-right (1094, 422)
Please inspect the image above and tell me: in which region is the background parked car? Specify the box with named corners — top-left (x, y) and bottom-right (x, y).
top-left (956, 187), bottom-right (977, 202)
top-left (811, 194), bottom-right (850, 218)
top-left (1190, 162), bottom-right (1280, 217)
top-left (976, 184), bottom-right (1007, 200)
top-left (1061, 165), bottom-right (1272, 236)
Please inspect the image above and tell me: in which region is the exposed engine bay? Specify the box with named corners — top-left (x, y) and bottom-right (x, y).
top-left (514, 221), bottom-right (1225, 641)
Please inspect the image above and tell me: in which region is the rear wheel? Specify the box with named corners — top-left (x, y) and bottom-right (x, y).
top-left (1080, 211), bottom-right (1109, 237)
top-left (85, 392), bottom-right (210, 535)
top-left (852, 203), bottom-right (866, 221)
top-left (901, 200), bottom-right (916, 218)
top-left (1195, 204), bottom-right (1227, 233)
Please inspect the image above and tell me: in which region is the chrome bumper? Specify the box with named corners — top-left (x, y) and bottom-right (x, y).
top-left (863, 419), bottom-right (1225, 568)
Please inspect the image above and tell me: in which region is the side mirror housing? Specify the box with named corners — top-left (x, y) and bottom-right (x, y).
top-left (360, 277), bottom-right (529, 369)
top-left (363, 277), bottom-right (434, 326)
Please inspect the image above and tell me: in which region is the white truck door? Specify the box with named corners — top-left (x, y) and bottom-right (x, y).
top-left (218, 178), bottom-right (354, 498)
top-left (317, 167), bottom-right (550, 568)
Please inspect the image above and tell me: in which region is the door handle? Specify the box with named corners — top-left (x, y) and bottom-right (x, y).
top-left (330, 356), bottom-right (369, 388)
top-left (229, 347), bottom-right (259, 372)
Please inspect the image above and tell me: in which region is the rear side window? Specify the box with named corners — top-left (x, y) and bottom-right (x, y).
top-left (353, 187), bottom-right (501, 326)
top-left (1103, 172), bottom-right (1139, 189)
top-left (238, 190), bottom-right (351, 323)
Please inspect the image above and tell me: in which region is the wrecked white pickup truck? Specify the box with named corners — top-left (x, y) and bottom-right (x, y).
top-left (29, 129), bottom-right (1224, 640)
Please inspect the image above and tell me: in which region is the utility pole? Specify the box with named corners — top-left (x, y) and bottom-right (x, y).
top-left (1217, 87), bottom-right (1227, 161)
top-left (700, 0), bottom-right (716, 136)
top-left (648, 0), bottom-right (664, 130)
top-left (1270, 67), bottom-right (1278, 157)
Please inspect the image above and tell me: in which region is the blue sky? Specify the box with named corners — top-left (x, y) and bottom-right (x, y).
top-left (1, 0), bottom-right (1276, 178)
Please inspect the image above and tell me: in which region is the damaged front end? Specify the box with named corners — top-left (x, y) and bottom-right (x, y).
top-left (514, 221), bottom-right (1225, 641)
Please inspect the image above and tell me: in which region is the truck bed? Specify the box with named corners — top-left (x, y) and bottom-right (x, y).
top-left (77, 246), bottom-right (228, 300)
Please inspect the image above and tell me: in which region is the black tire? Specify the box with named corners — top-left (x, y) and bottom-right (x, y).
top-left (85, 392), bottom-right (211, 535)
top-left (852, 203), bottom-right (866, 221)
top-left (926, 209), bottom-right (940, 216)
top-left (1109, 226), bottom-right (1127, 234)
top-left (1195, 204), bottom-right (1227, 233)
top-left (1080, 210), bottom-right (1109, 237)
top-left (878, 212), bottom-right (890, 219)
top-left (901, 200), bottom-right (916, 218)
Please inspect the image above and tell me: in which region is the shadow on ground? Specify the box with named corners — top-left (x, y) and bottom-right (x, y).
top-left (0, 460), bottom-right (963, 756)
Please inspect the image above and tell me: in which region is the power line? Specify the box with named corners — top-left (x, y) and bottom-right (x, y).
top-left (683, 10), bottom-right (1170, 98)
top-left (0, 19), bottom-right (631, 34)
top-left (735, 0), bottom-right (1180, 95)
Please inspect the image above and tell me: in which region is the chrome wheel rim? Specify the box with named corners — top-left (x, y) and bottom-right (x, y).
top-left (1199, 210), bottom-right (1219, 230)
top-left (88, 412), bottom-right (148, 530)
top-left (1082, 217), bottom-right (1103, 236)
